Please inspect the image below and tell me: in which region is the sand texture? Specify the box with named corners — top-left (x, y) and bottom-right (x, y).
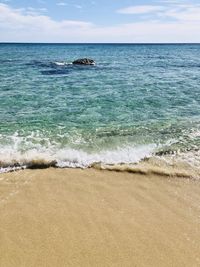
top-left (0, 168), bottom-right (200, 267)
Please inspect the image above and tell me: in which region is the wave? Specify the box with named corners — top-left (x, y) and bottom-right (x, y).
top-left (53, 61), bottom-right (70, 66)
top-left (0, 143), bottom-right (156, 173)
top-left (0, 142), bottom-right (200, 179)
top-left (0, 130), bottom-right (200, 178)
top-left (1, 153), bottom-right (199, 179)
top-left (25, 60), bottom-right (98, 75)
top-left (27, 60), bottom-right (95, 68)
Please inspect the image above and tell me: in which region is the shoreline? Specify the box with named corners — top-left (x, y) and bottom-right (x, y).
top-left (1, 157), bottom-right (200, 179)
top-left (1, 168), bottom-right (200, 266)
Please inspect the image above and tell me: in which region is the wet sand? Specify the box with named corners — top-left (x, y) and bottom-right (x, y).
top-left (0, 168), bottom-right (200, 267)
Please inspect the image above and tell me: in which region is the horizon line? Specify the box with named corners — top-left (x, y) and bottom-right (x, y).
top-left (1, 42), bottom-right (200, 45)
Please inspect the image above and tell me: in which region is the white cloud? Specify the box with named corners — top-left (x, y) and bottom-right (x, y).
top-left (23, 7), bottom-right (48, 16)
top-left (0, 3), bottom-right (95, 42)
top-left (74, 5), bottom-right (82, 9)
top-left (89, 21), bottom-right (200, 43)
top-left (0, 3), bottom-right (200, 42)
top-left (56, 3), bottom-right (82, 9)
top-left (117, 3), bottom-right (200, 23)
top-left (117, 5), bottom-right (164, 14)
top-left (56, 2), bottom-right (67, 6)
top-left (164, 6), bottom-right (200, 21)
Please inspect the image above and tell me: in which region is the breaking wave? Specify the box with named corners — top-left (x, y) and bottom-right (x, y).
top-left (1, 130), bottom-right (200, 178)
top-left (0, 136), bottom-right (200, 179)
top-left (0, 143), bottom-right (156, 172)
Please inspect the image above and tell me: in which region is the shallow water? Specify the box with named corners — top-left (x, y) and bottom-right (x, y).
top-left (0, 43), bottom-right (200, 175)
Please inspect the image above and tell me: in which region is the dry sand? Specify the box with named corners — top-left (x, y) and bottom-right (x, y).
top-left (0, 168), bottom-right (200, 267)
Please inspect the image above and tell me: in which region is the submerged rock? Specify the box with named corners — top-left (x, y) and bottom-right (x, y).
top-left (72, 58), bottom-right (95, 65)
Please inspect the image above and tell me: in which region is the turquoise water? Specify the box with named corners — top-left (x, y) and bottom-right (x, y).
top-left (0, 44), bottom-right (200, 171)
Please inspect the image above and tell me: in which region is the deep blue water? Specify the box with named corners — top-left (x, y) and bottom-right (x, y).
top-left (0, 43), bottom-right (200, 170)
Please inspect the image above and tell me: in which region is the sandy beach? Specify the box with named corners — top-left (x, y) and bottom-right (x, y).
top-left (0, 168), bottom-right (200, 267)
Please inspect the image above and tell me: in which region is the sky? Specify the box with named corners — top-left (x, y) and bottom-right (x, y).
top-left (0, 0), bottom-right (200, 42)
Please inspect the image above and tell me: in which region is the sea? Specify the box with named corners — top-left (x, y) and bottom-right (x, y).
top-left (0, 43), bottom-right (200, 177)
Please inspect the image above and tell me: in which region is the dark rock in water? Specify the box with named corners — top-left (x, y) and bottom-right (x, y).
top-left (72, 58), bottom-right (95, 65)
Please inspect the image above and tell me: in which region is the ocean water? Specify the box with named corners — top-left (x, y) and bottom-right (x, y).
top-left (0, 43), bottom-right (200, 176)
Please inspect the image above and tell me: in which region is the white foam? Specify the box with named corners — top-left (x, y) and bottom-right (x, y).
top-left (0, 133), bottom-right (157, 171)
top-left (55, 144), bottom-right (156, 168)
top-left (0, 166), bottom-right (26, 174)
top-left (53, 62), bottom-right (72, 66)
top-left (1, 131), bottom-right (200, 175)
top-left (189, 129), bottom-right (200, 138)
